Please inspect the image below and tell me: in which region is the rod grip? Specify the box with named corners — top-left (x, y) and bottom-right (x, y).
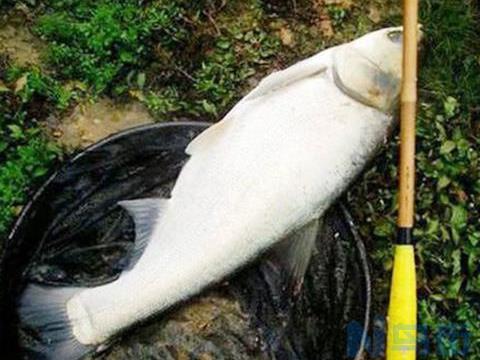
top-left (386, 243), bottom-right (417, 360)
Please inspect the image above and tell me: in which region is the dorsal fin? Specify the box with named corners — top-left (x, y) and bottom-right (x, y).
top-left (118, 197), bottom-right (169, 270)
top-left (242, 54), bottom-right (328, 102)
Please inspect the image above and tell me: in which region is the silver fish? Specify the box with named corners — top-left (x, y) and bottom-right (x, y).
top-left (20, 26), bottom-right (408, 359)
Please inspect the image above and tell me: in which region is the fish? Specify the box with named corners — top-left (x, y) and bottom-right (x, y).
top-left (19, 26), bottom-right (409, 359)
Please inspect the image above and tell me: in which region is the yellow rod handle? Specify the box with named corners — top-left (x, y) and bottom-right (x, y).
top-left (386, 245), bottom-right (417, 360)
top-left (397, 0), bottom-right (419, 228)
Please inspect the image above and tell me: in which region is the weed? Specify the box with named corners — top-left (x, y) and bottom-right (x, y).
top-left (140, 87), bottom-right (187, 117)
top-left (327, 5), bottom-right (349, 27)
top-left (137, 1), bottom-right (280, 119)
top-left (6, 65), bottom-right (73, 110)
top-left (190, 27), bottom-right (279, 116)
top-left (348, 1), bottom-right (480, 358)
top-left (0, 54), bottom-right (71, 239)
top-left (0, 137), bottom-right (59, 237)
top-left (35, 0), bottom-right (190, 93)
top-left (0, 90), bottom-right (61, 239)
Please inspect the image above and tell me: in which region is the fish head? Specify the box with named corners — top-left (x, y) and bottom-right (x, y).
top-left (333, 26), bottom-right (422, 114)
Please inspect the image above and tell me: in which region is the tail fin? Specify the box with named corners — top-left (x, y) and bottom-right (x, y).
top-left (19, 284), bottom-right (93, 360)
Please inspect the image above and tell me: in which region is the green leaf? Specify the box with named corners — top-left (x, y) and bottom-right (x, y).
top-left (0, 80), bottom-right (10, 92)
top-left (217, 39), bottom-right (231, 49)
top-left (437, 175), bottom-right (451, 190)
top-left (373, 219), bottom-right (394, 237)
top-left (446, 277), bottom-right (462, 299)
top-left (201, 100), bottom-right (217, 115)
top-left (0, 141), bottom-right (7, 153)
top-left (7, 125), bottom-right (24, 140)
top-left (443, 96), bottom-right (458, 118)
top-left (468, 232), bottom-right (480, 246)
top-left (136, 72), bottom-right (146, 89)
top-left (425, 218), bottom-right (440, 236)
top-left (440, 140), bottom-right (456, 154)
top-left (468, 252), bottom-right (478, 274)
top-left (452, 249), bottom-right (461, 275)
top-left (451, 205), bottom-right (468, 230)
top-left (430, 294), bottom-right (444, 302)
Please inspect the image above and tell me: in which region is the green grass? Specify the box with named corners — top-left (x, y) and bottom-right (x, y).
top-left (414, 1), bottom-right (479, 356)
top-left (35, 0), bottom-right (193, 93)
top-left (137, 1), bottom-right (280, 119)
top-left (0, 138), bottom-right (59, 237)
top-left (0, 64), bottom-right (64, 238)
top-left (347, 1), bottom-right (480, 358)
top-left (34, 0), bottom-right (280, 120)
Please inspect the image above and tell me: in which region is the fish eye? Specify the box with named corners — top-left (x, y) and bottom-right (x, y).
top-left (387, 30), bottom-right (403, 44)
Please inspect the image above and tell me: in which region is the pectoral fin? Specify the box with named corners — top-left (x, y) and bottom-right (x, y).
top-left (118, 197), bottom-right (169, 270)
top-left (251, 218), bottom-right (321, 350)
top-left (268, 218), bottom-right (321, 296)
top-left (185, 119), bottom-right (232, 156)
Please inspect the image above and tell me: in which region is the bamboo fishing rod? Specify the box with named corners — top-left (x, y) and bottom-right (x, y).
top-left (386, 0), bottom-right (419, 359)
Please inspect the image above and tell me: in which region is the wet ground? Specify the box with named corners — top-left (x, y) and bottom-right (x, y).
top-left (0, 17), bottom-right (43, 67)
top-left (51, 98), bottom-right (153, 149)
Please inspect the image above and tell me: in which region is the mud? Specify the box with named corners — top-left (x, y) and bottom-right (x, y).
top-left (0, 19), bottom-right (43, 67)
top-left (53, 98), bottom-right (154, 149)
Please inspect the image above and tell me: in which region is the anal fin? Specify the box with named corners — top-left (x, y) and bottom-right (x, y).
top-left (118, 198), bottom-right (168, 270)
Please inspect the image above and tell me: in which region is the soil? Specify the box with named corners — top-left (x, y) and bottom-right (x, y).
top-left (51, 98), bottom-right (154, 149)
top-left (0, 18), bottom-right (43, 67)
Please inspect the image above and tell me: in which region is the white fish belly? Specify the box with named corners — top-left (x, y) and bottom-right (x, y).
top-left (68, 71), bottom-right (392, 345)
